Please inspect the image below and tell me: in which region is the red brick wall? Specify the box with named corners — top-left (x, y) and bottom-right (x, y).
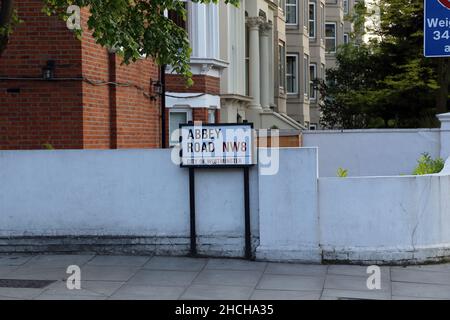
top-left (166, 75), bottom-right (220, 95)
top-left (80, 8), bottom-right (161, 149)
top-left (114, 57), bottom-right (160, 149)
top-left (0, 0), bottom-right (83, 149)
top-left (0, 1), bottom-right (161, 150)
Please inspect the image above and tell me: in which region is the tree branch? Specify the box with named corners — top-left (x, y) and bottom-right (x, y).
top-left (0, 0), bottom-right (15, 55)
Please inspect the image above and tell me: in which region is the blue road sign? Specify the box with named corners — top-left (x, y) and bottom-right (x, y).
top-left (424, 0), bottom-right (450, 57)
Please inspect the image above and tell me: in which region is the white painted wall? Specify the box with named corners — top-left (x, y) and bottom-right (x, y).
top-left (257, 148), bottom-right (320, 263)
top-left (0, 149), bottom-right (259, 256)
top-left (1, 148), bottom-right (450, 264)
top-left (319, 164), bottom-right (450, 263)
top-left (303, 129), bottom-right (441, 177)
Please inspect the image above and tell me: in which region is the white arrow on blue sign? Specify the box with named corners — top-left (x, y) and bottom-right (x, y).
top-left (424, 0), bottom-right (450, 57)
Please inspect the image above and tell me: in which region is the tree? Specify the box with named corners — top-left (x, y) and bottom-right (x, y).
top-left (319, 0), bottom-right (448, 129)
top-left (0, 0), bottom-right (239, 83)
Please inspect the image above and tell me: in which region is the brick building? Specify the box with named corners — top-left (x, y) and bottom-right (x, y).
top-left (0, 0), bottom-right (220, 150)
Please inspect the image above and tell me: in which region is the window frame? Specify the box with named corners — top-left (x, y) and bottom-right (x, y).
top-left (325, 22), bottom-right (337, 53)
top-left (344, 32), bottom-right (349, 44)
top-left (286, 54), bottom-right (299, 95)
top-left (169, 108), bottom-right (192, 147)
top-left (320, 4), bottom-right (325, 41)
top-left (304, 54), bottom-right (309, 99)
top-left (309, 63), bottom-right (317, 101)
top-left (285, 0), bottom-right (298, 25)
top-left (279, 42), bottom-right (286, 92)
top-left (309, 2), bottom-right (316, 39)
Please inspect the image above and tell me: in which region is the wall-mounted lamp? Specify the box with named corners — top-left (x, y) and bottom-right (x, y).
top-left (151, 79), bottom-right (163, 95)
top-left (42, 60), bottom-right (56, 80)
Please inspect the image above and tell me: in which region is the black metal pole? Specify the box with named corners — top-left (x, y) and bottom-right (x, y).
top-left (244, 167), bottom-right (252, 260)
top-left (160, 65), bottom-right (167, 148)
top-left (189, 167), bottom-right (197, 256)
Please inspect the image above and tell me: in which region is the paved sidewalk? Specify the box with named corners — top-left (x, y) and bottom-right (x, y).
top-left (0, 254), bottom-right (449, 300)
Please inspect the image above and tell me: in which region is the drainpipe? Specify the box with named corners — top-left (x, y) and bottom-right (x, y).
top-left (108, 52), bottom-right (118, 149)
top-left (160, 65), bottom-right (167, 148)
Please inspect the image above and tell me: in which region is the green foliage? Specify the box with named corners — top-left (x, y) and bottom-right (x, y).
top-left (42, 142), bottom-right (55, 150)
top-left (413, 153), bottom-right (445, 175)
top-left (318, 0), bottom-right (447, 129)
top-left (337, 167), bottom-right (348, 178)
top-left (0, 8), bottom-right (21, 37)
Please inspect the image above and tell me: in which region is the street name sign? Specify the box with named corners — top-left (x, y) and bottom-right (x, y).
top-left (424, 0), bottom-right (450, 57)
top-left (179, 123), bottom-right (255, 168)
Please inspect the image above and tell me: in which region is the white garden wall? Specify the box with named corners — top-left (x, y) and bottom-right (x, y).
top-left (0, 149), bottom-right (259, 256)
top-left (303, 129), bottom-right (441, 177)
top-left (319, 166), bottom-right (450, 263)
top-left (1, 144), bottom-right (450, 264)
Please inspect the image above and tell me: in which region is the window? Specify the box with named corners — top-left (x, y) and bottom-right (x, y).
top-left (309, 63), bottom-right (317, 100)
top-left (279, 43), bottom-right (286, 91)
top-left (309, 2), bottom-right (316, 39)
top-left (325, 22), bottom-right (337, 53)
top-left (344, 0), bottom-right (349, 14)
top-left (304, 54), bottom-right (309, 98)
top-left (320, 4), bottom-right (325, 41)
top-left (310, 124), bottom-right (318, 130)
top-left (344, 33), bottom-right (349, 44)
top-left (286, 54), bottom-right (298, 94)
top-left (208, 110), bottom-right (216, 124)
top-left (304, 0), bottom-right (308, 29)
top-left (285, 0), bottom-right (297, 25)
top-left (169, 109), bottom-right (192, 146)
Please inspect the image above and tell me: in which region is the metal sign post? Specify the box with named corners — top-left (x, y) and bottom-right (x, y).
top-left (180, 122), bottom-right (255, 260)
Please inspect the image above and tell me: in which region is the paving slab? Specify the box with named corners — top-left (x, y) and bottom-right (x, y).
top-left (23, 255), bottom-right (94, 268)
top-left (392, 264), bottom-right (450, 273)
top-left (0, 255), bottom-right (34, 266)
top-left (86, 255), bottom-right (150, 267)
top-left (128, 270), bottom-right (198, 287)
top-left (0, 287), bottom-right (45, 300)
top-left (321, 288), bottom-right (391, 300)
top-left (327, 265), bottom-right (390, 280)
top-left (256, 274), bottom-right (324, 291)
top-left (181, 284), bottom-right (254, 300)
top-left (194, 270), bottom-right (262, 287)
top-left (144, 256), bottom-right (207, 272)
top-left (3, 267), bottom-right (68, 281)
top-left (35, 293), bottom-right (107, 300)
top-left (110, 284), bottom-right (185, 300)
top-left (325, 274), bottom-right (391, 292)
top-left (42, 280), bottom-right (124, 297)
top-left (250, 289), bottom-right (321, 300)
top-left (205, 259), bottom-right (267, 272)
top-left (391, 268), bottom-right (450, 286)
top-left (0, 266), bottom-right (19, 277)
top-left (80, 266), bottom-right (140, 282)
top-left (265, 263), bottom-right (327, 276)
top-left (392, 295), bottom-right (443, 300)
top-left (392, 281), bottom-right (450, 299)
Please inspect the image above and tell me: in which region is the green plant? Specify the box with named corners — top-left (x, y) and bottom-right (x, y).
top-left (337, 167), bottom-right (348, 177)
top-left (413, 153), bottom-right (444, 175)
top-left (42, 142), bottom-right (54, 150)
